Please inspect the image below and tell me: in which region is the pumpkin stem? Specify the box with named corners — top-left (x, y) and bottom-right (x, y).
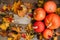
top-left (47, 23), bottom-right (52, 28)
top-left (33, 26), bottom-right (38, 29)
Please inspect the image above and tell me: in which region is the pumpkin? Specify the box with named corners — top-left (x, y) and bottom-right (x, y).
top-left (43, 29), bottom-right (53, 39)
top-left (44, 13), bottom-right (60, 29)
top-left (34, 8), bottom-right (46, 21)
top-left (33, 21), bottom-right (45, 33)
top-left (59, 16), bottom-right (60, 26)
top-left (44, 1), bottom-right (57, 13)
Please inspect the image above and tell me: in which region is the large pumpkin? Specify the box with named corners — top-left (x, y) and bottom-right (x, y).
top-left (34, 8), bottom-right (46, 21)
top-left (44, 13), bottom-right (60, 29)
top-left (44, 1), bottom-right (57, 13)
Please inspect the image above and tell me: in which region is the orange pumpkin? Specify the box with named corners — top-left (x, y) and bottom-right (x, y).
top-left (34, 8), bottom-right (46, 21)
top-left (59, 16), bottom-right (60, 26)
top-left (43, 29), bottom-right (53, 39)
top-left (44, 1), bottom-right (57, 13)
top-left (44, 13), bottom-right (60, 29)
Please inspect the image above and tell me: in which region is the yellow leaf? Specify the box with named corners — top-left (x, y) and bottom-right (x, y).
top-left (3, 5), bottom-right (7, 10)
top-left (8, 37), bottom-right (13, 40)
top-left (0, 23), bottom-right (9, 30)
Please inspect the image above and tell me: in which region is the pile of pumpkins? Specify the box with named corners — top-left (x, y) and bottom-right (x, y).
top-left (33, 1), bottom-right (60, 39)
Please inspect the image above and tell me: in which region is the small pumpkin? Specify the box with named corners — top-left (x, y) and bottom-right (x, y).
top-left (44, 1), bottom-right (57, 13)
top-left (43, 29), bottom-right (53, 39)
top-left (33, 21), bottom-right (45, 33)
top-left (34, 8), bottom-right (46, 21)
